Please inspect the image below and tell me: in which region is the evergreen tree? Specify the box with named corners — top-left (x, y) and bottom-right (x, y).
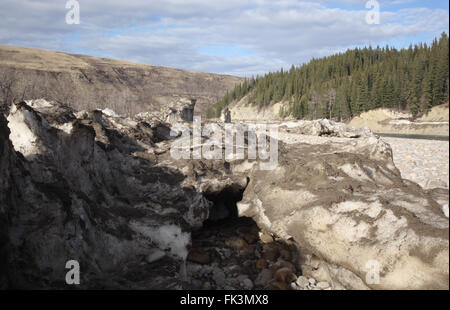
top-left (206, 33), bottom-right (449, 120)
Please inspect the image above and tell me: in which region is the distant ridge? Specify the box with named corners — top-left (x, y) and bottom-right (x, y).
top-left (0, 44), bottom-right (243, 116)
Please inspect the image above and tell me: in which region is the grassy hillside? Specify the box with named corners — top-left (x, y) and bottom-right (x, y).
top-left (0, 45), bottom-right (243, 116)
top-left (207, 33), bottom-right (449, 121)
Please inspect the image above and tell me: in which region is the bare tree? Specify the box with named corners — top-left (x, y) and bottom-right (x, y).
top-left (327, 88), bottom-right (336, 120)
top-left (310, 90), bottom-right (319, 120)
top-left (0, 68), bottom-right (18, 111)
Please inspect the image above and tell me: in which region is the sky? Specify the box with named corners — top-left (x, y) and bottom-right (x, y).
top-left (0, 0), bottom-right (448, 77)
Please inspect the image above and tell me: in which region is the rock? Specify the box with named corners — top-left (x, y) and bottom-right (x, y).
top-left (309, 278), bottom-right (316, 285)
top-left (279, 249), bottom-right (292, 261)
top-left (186, 263), bottom-right (204, 276)
top-left (225, 237), bottom-right (248, 250)
top-left (224, 265), bottom-right (241, 275)
top-left (258, 232), bottom-right (274, 243)
top-left (300, 261), bottom-right (333, 284)
top-left (243, 232), bottom-right (259, 244)
top-left (187, 249), bottom-right (211, 265)
top-left (254, 269), bottom-right (273, 288)
top-left (262, 244), bottom-right (279, 261)
top-left (202, 281), bottom-right (212, 290)
top-left (213, 268), bottom-right (226, 288)
top-left (242, 278), bottom-right (254, 290)
top-left (276, 260), bottom-right (296, 274)
top-left (325, 263), bottom-right (370, 290)
top-left (256, 259), bottom-right (268, 270)
top-left (236, 275), bottom-right (253, 290)
top-left (274, 267), bottom-right (297, 284)
top-left (240, 244), bottom-right (256, 257)
top-left (242, 260), bottom-right (254, 270)
top-left (295, 276), bottom-right (310, 288)
top-left (271, 281), bottom-right (288, 290)
top-left (317, 281), bottom-right (330, 289)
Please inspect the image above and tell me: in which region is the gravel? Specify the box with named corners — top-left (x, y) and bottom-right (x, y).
top-left (381, 137), bottom-right (449, 190)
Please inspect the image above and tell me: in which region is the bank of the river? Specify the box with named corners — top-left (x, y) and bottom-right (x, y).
top-left (348, 104), bottom-right (449, 137)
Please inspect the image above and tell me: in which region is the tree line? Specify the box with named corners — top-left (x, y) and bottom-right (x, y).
top-left (206, 33), bottom-right (449, 120)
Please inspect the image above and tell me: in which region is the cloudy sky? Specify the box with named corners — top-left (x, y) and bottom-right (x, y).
top-left (0, 0), bottom-right (448, 76)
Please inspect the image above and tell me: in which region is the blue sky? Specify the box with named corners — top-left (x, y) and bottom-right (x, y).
top-left (0, 0), bottom-right (448, 77)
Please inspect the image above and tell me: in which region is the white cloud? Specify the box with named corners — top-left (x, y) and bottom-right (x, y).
top-left (0, 0), bottom-right (448, 76)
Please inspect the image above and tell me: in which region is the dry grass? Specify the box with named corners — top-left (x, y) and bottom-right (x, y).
top-left (0, 44), bottom-right (243, 116)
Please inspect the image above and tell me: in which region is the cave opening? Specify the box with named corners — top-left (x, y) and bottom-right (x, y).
top-left (202, 183), bottom-right (245, 227)
top-left (185, 181), bottom-right (302, 290)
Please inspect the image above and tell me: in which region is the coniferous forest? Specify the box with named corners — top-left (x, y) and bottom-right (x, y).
top-left (206, 33), bottom-right (449, 120)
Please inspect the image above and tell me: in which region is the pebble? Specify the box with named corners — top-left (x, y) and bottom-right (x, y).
top-left (259, 232), bottom-right (274, 243)
top-left (274, 267), bottom-right (296, 283)
top-left (262, 244), bottom-right (280, 261)
top-left (295, 276), bottom-right (310, 288)
top-left (275, 260), bottom-right (296, 274)
top-left (254, 269), bottom-right (273, 287)
top-left (243, 232), bottom-right (259, 244)
top-left (226, 237), bottom-right (248, 250)
top-left (186, 214), bottom-right (317, 290)
top-left (213, 268), bottom-right (226, 287)
top-left (309, 278), bottom-right (316, 285)
top-left (279, 249), bottom-right (292, 261)
top-left (256, 258), bottom-right (268, 270)
top-left (241, 278), bottom-right (254, 290)
top-left (271, 281), bottom-right (288, 290)
top-left (187, 249), bottom-right (210, 265)
top-left (317, 281), bottom-right (330, 289)
top-left (202, 281), bottom-right (212, 290)
top-left (224, 265), bottom-right (241, 275)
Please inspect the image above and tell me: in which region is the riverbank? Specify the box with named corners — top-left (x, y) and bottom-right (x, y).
top-left (348, 104), bottom-right (449, 137)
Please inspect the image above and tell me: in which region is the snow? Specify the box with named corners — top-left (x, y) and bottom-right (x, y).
top-left (131, 222), bottom-right (191, 260)
top-left (102, 108), bottom-right (120, 118)
top-left (7, 108), bottom-right (43, 157)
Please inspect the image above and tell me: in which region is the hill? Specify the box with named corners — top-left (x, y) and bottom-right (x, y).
top-left (207, 33), bottom-right (449, 121)
top-left (0, 45), bottom-right (243, 116)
